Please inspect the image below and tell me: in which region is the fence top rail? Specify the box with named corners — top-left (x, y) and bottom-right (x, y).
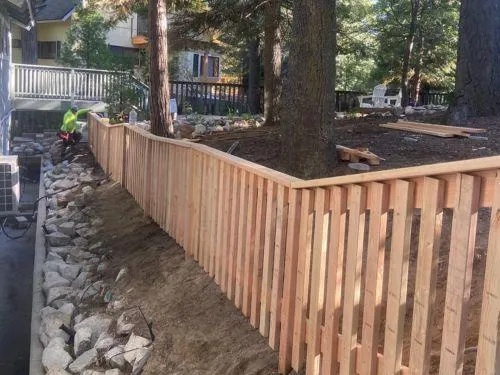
top-left (90, 114), bottom-right (302, 186)
top-left (291, 155), bottom-right (500, 189)
top-left (170, 80), bottom-right (247, 88)
top-left (13, 63), bottom-right (129, 75)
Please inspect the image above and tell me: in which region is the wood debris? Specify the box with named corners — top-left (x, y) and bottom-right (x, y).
top-left (380, 121), bottom-right (487, 138)
top-left (336, 145), bottom-right (385, 166)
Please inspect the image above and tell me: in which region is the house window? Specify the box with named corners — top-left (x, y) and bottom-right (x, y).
top-left (38, 41), bottom-right (61, 59)
top-left (192, 53), bottom-right (200, 77)
top-left (207, 56), bottom-right (219, 78)
top-left (12, 39), bottom-right (22, 49)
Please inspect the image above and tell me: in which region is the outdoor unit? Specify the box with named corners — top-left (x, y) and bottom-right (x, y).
top-left (0, 156), bottom-right (20, 215)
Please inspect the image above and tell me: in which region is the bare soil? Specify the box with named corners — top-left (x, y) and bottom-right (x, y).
top-left (87, 181), bottom-right (279, 375)
top-left (200, 114), bottom-right (500, 178)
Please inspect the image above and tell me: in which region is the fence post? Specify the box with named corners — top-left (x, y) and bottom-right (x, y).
top-left (70, 69), bottom-right (75, 106)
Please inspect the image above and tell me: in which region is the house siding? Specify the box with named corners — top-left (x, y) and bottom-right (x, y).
top-left (0, 12), bottom-right (11, 155)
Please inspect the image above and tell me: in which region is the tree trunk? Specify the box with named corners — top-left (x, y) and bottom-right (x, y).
top-left (247, 38), bottom-right (261, 114)
top-left (263, 0), bottom-right (282, 126)
top-left (280, 0), bottom-right (337, 179)
top-left (411, 36), bottom-right (424, 105)
top-left (149, 0), bottom-right (173, 137)
top-left (401, 0), bottom-right (420, 107)
top-left (21, 26), bottom-right (37, 64)
top-left (449, 0), bottom-right (500, 124)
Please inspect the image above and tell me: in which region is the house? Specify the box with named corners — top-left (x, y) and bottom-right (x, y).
top-left (9, 0), bottom-right (225, 83)
top-left (0, 0), bottom-right (35, 155)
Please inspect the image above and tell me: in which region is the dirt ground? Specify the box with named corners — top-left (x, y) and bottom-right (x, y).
top-left (86, 181), bottom-right (279, 375)
top-left (200, 114), bottom-right (500, 178)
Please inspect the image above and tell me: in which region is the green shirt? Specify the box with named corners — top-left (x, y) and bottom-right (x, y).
top-left (61, 109), bottom-right (90, 133)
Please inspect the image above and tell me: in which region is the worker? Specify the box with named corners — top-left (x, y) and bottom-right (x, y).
top-left (60, 105), bottom-right (90, 143)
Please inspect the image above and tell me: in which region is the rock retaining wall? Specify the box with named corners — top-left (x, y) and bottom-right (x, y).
top-left (38, 159), bottom-right (153, 375)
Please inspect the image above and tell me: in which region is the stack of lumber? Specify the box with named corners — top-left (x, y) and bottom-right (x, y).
top-left (380, 120), bottom-right (487, 138)
top-left (336, 145), bottom-right (385, 165)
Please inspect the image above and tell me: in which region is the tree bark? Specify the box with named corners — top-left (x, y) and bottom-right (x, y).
top-left (411, 35), bottom-right (424, 105)
top-left (21, 26), bottom-right (37, 64)
top-left (247, 38), bottom-right (261, 114)
top-left (401, 0), bottom-right (420, 107)
top-left (449, 0), bottom-right (500, 124)
top-left (280, 0), bottom-right (337, 179)
top-left (149, 0), bottom-right (173, 137)
top-left (263, 0), bottom-right (282, 126)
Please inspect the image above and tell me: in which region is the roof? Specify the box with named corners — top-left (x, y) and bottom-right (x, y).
top-left (34, 0), bottom-right (80, 22)
top-left (1, 0), bottom-right (35, 28)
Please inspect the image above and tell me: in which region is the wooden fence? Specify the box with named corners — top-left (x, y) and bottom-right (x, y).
top-left (89, 113), bottom-right (500, 375)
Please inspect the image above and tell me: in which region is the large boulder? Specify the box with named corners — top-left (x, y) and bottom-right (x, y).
top-left (94, 332), bottom-right (114, 355)
top-left (42, 343), bottom-right (73, 371)
top-left (68, 348), bottom-right (98, 374)
top-left (104, 346), bottom-right (125, 370)
top-left (46, 232), bottom-right (72, 247)
top-left (43, 272), bottom-right (71, 292)
top-left (124, 334), bottom-right (151, 364)
top-left (74, 327), bottom-right (92, 357)
top-left (132, 346), bottom-right (152, 375)
top-left (46, 287), bottom-right (74, 305)
top-left (74, 314), bottom-right (113, 346)
top-left (57, 222), bottom-right (76, 237)
top-left (58, 263), bottom-right (81, 281)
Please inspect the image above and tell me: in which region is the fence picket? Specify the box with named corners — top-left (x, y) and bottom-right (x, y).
top-left (439, 174), bottom-right (481, 374)
top-left (243, 173), bottom-right (258, 317)
top-left (321, 186), bottom-right (347, 375)
top-left (383, 180), bottom-right (414, 374)
top-left (260, 181), bottom-right (278, 337)
top-left (306, 188), bottom-right (330, 375)
top-left (269, 185), bottom-right (289, 349)
top-left (340, 184), bottom-right (367, 374)
top-left (360, 182), bottom-right (389, 375)
top-left (292, 189), bottom-right (315, 370)
top-left (250, 177), bottom-right (268, 328)
top-left (409, 177), bottom-right (445, 374)
top-left (476, 171), bottom-right (500, 374)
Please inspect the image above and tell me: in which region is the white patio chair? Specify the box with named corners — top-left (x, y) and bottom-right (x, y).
top-left (358, 84), bottom-right (387, 108)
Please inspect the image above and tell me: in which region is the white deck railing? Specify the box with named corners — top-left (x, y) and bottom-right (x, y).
top-left (11, 63), bottom-right (149, 111)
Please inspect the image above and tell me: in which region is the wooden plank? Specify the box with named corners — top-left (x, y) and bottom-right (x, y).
top-left (360, 182), bottom-right (389, 375)
top-left (397, 120), bottom-right (487, 134)
top-left (191, 151), bottom-right (203, 261)
top-left (260, 181), bottom-right (278, 337)
top-left (227, 167), bottom-right (241, 300)
top-left (242, 173), bottom-right (258, 317)
top-left (383, 179), bottom-right (414, 374)
top-left (291, 189), bottom-right (315, 370)
top-left (380, 123), bottom-right (455, 137)
top-left (340, 184), bottom-right (367, 375)
top-left (439, 174), bottom-right (481, 374)
top-left (220, 163), bottom-right (232, 292)
top-left (214, 160), bottom-right (225, 285)
top-left (250, 177), bottom-right (268, 328)
top-left (321, 186), bottom-right (347, 375)
top-left (269, 185), bottom-right (289, 350)
top-left (384, 122), bottom-right (468, 136)
top-left (278, 189), bottom-right (302, 374)
top-left (209, 157), bottom-right (219, 277)
top-left (235, 170), bottom-right (249, 308)
top-left (476, 171), bottom-right (500, 374)
top-left (306, 188), bottom-right (330, 375)
top-left (291, 155), bottom-right (500, 191)
top-left (409, 177), bottom-right (445, 374)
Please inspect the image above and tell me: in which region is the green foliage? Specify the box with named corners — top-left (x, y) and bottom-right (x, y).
top-left (104, 78), bottom-right (144, 120)
top-left (58, 6), bottom-right (113, 69)
top-left (372, 0), bottom-right (460, 91)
